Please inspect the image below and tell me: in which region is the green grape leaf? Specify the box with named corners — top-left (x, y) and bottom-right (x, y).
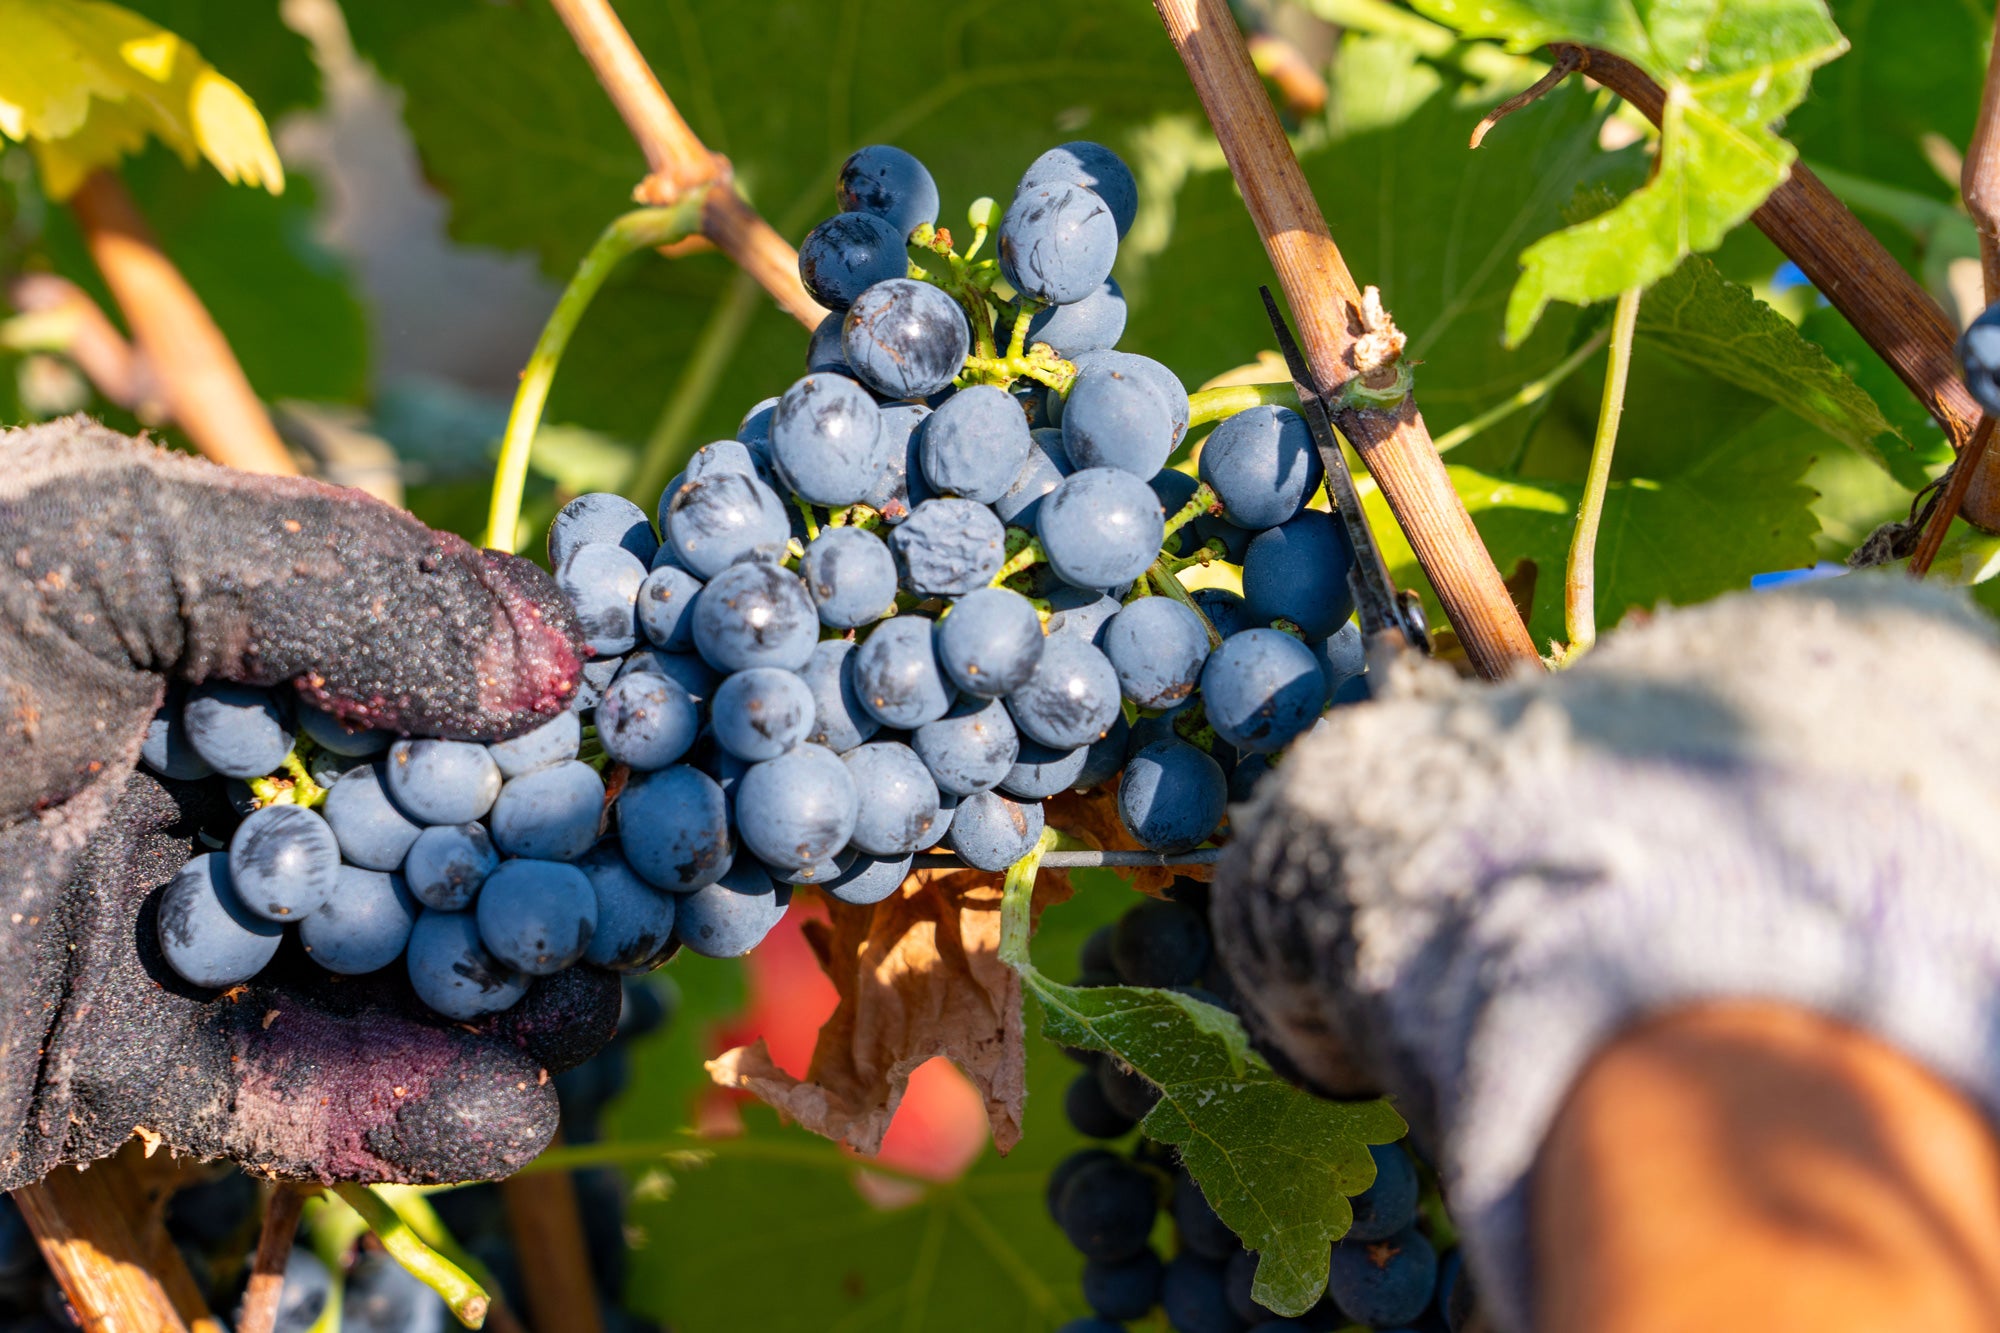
top-left (1635, 256), bottom-right (1897, 461)
top-left (999, 855), bottom-right (1406, 1318)
top-left (1407, 0), bottom-right (1847, 343)
top-left (607, 874), bottom-right (1137, 1333)
top-left (0, 0), bottom-right (284, 198)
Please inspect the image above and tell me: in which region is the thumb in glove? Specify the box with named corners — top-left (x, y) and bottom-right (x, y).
top-left (1213, 575), bottom-right (2000, 1331)
top-left (0, 418), bottom-right (618, 1189)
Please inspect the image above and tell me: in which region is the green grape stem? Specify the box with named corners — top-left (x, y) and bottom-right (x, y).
top-left (1161, 481), bottom-right (1219, 540)
top-left (793, 498), bottom-right (821, 542)
top-left (1147, 558), bottom-right (1222, 650)
top-left (990, 538), bottom-right (1046, 585)
top-left (482, 197), bottom-right (707, 553)
top-left (1185, 381), bottom-right (1300, 428)
top-left (959, 345), bottom-right (1076, 392)
top-left (331, 1185), bottom-right (490, 1329)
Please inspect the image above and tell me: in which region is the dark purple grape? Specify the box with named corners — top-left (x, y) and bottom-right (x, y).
top-left (822, 852), bottom-right (913, 906)
top-left (992, 428), bottom-right (1071, 528)
top-left (920, 385), bottom-right (1032, 503)
top-left (771, 373), bottom-right (889, 506)
top-left (999, 182), bottom-right (1117, 305)
top-left (1103, 596), bottom-right (1210, 710)
top-left (555, 543), bottom-right (646, 657)
top-left (227, 803), bottom-right (340, 921)
top-left (1019, 141), bottom-right (1138, 237)
top-left (798, 639), bottom-right (881, 753)
top-left (476, 858), bottom-right (596, 975)
top-left (156, 853), bottom-right (282, 987)
top-left (406, 909), bottom-right (526, 1020)
top-left (888, 499), bottom-right (1006, 595)
top-left (578, 843), bottom-right (677, 973)
top-left (946, 789), bottom-right (1044, 870)
top-left (840, 741), bottom-right (941, 856)
top-left (662, 469), bottom-right (792, 578)
top-left (636, 565), bottom-right (703, 652)
top-left (711, 667), bottom-right (817, 761)
top-left (1037, 468), bottom-right (1163, 592)
top-left (488, 760), bottom-right (604, 861)
top-left (852, 615), bottom-right (956, 728)
top-left (836, 144), bottom-right (939, 239)
top-left (596, 672), bottom-right (700, 771)
top-left (859, 402), bottom-right (934, 523)
top-left (735, 744), bottom-right (858, 870)
top-left (802, 527), bottom-right (898, 628)
top-left (935, 586), bottom-right (1045, 697)
top-left (674, 859), bottom-right (790, 958)
top-left (999, 738), bottom-right (1087, 799)
top-left (842, 279), bottom-right (970, 400)
top-left (183, 684), bottom-right (294, 779)
top-left (691, 562), bottom-right (818, 673)
top-left (1006, 633), bottom-right (1120, 748)
top-left (1198, 405), bottom-right (1323, 530)
top-left (1118, 740), bottom-right (1226, 852)
top-left (549, 492), bottom-right (657, 568)
top-left (384, 739), bottom-right (502, 825)
top-left (911, 697), bottom-right (1019, 796)
top-left (1241, 510), bottom-right (1357, 639)
top-left (798, 211), bottom-right (906, 309)
top-left (403, 822), bottom-right (499, 911)
top-left (617, 765), bottom-right (731, 891)
top-left (300, 865), bottom-right (418, 976)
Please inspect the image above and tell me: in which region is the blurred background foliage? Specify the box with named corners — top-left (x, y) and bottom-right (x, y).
top-left (1, 0), bottom-right (1994, 1325)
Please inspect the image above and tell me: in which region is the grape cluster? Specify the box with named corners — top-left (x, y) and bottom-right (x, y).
top-left (1049, 887), bottom-right (1474, 1333)
top-left (0, 977), bottom-right (673, 1333)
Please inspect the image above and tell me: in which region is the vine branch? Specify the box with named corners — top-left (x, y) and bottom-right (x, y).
top-left (1562, 286), bottom-right (1641, 661)
top-left (236, 1184), bottom-right (310, 1333)
top-left (546, 0), bottom-right (828, 331)
top-left (1151, 0), bottom-right (1542, 679)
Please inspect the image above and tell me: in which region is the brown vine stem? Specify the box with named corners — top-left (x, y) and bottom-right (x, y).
top-left (67, 172), bottom-right (298, 477)
top-left (1471, 45), bottom-right (1582, 149)
top-left (235, 1184), bottom-right (309, 1333)
top-left (500, 1146), bottom-right (605, 1333)
top-left (1152, 0), bottom-right (1542, 678)
top-left (1908, 22), bottom-right (2000, 574)
top-left (546, 0), bottom-right (828, 331)
top-left (1563, 48), bottom-right (2000, 532)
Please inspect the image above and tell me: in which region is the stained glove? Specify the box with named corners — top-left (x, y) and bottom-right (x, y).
top-left (0, 418), bottom-right (618, 1190)
top-left (1214, 576), bottom-right (2000, 1331)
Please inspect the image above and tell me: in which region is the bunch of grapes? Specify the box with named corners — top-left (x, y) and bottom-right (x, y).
top-left (1049, 888), bottom-right (1473, 1333)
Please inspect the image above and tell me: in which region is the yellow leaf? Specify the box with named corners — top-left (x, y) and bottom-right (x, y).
top-left (0, 0), bottom-right (282, 198)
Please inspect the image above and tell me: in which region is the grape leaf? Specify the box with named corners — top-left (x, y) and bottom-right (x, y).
top-left (1636, 255), bottom-right (1896, 462)
top-left (1406, 0), bottom-right (1848, 343)
top-left (0, 0), bottom-right (284, 198)
top-left (614, 874), bottom-right (1137, 1333)
top-left (999, 853), bottom-right (1406, 1317)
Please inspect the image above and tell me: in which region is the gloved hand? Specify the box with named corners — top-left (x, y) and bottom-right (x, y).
top-left (1213, 575), bottom-right (2000, 1332)
top-left (0, 417), bottom-right (620, 1191)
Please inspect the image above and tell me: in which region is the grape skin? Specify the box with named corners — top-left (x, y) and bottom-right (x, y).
top-left (1102, 597), bottom-right (1210, 711)
top-left (840, 741), bottom-right (941, 855)
top-left (1036, 468), bottom-right (1164, 592)
top-left (636, 565), bottom-right (704, 651)
top-left (1006, 633), bottom-right (1121, 749)
top-left (935, 585), bottom-right (1046, 698)
top-left (822, 852), bottom-right (913, 906)
top-left (1019, 141), bottom-right (1138, 238)
top-left (141, 689), bottom-right (214, 780)
top-left (476, 858), bottom-right (598, 975)
top-left (999, 738), bottom-right (1087, 799)
top-left (912, 697), bottom-right (1019, 796)
top-left (596, 673), bottom-right (700, 771)
top-left (1197, 405), bottom-right (1323, 530)
top-left (888, 498), bottom-right (1006, 595)
top-left (297, 704), bottom-right (390, 759)
top-left (323, 761), bottom-right (425, 871)
top-left (770, 374), bottom-right (888, 506)
top-left (690, 562), bottom-right (819, 673)
top-left (1062, 364), bottom-right (1174, 478)
top-left (841, 279), bottom-right (971, 400)
top-left (487, 760), bottom-right (605, 862)
top-left (406, 909), bottom-right (527, 1021)
top-left (616, 765), bottom-right (732, 891)
top-left (1117, 740), bottom-right (1226, 853)
top-left (1241, 509), bottom-right (1357, 639)
top-left (797, 211), bottom-right (906, 309)
top-left (673, 859), bottom-right (791, 958)
top-left (920, 385), bottom-right (1032, 504)
top-left (801, 527), bottom-right (898, 629)
top-left (993, 428), bottom-right (1071, 528)
top-left (710, 667), bottom-right (817, 762)
top-left (663, 468), bottom-right (792, 577)
top-left (735, 743), bottom-right (858, 870)
top-left (806, 311), bottom-right (851, 375)
top-left (578, 843), bottom-right (677, 973)
top-left (1023, 277), bottom-right (1127, 357)
top-left (836, 144), bottom-right (939, 239)
top-left (403, 822), bottom-right (499, 911)
top-left (946, 789), bottom-right (1045, 871)
top-left (555, 543), bottom-right (646, 657)
top-left (299, 867), bottom-right (419, 975)
top-left (156, 852), bottom-right (283, 988)
top-left (228, 804), bottom-right (340, 921)
top-left (385, 739), bottom-right (502, 826)
top-left (852, 615), bottom-right (957, 729)
top-left (183, 683), bottom-right (295, 779)
top-left (1198, 629), bottom-right (1327, 755)
top-left (859, 402), bottom-right (934, 523)
top-left (549, 491), bottom-right (657, 568)
top-left (798, 640), bottom-right (881, 753)
top-left (998, 182), bottom-right (1118, 306)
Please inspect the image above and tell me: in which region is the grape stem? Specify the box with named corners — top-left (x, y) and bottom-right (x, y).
top-left (990, 538), bottom-right (1046, 585)
top-left (959, 345), bottom-right (1077, 392)
top-left (1560, 284), bottom-right (1642, 664)
top-left (793, 498), bottom-right (821, 542)
top-left (1159, 538), bottom-right (1229, 576)
top-left (1443, 324), bottom-right (1609, 458)
top-left (482, 199), bottom-right (707, 552)
top-left (996, 827), bottom-right (1062, 971)
top-left (1161, 481), bottom-right (1220, 540)
top-left (1146, 558), bottom-right (1223, 649)
top-left (1186, 381), bottom-right (1300, 428)
top-left (330, 1185), bottom-right (491, 1329)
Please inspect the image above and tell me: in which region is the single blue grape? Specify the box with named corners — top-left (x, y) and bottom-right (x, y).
top-left (738, 396), bottom-right (779, 449)
top-left (406, 908), bottom-right (527, 1020)
top-left (596, 672), bottom-right (699, 771)
top-left (735, 744), bottom-right (858, 870)
top-left (798, 639), bottom-right (880, 753)
top-left (1054, 1156), bottom-right (1156, 1261)
top-left (889, 499), bottom-right (1005, 595)
top-left (801, 527), bottom-right (898, 628)
top-left (183, 684), bottom-right (293, 779)
top-left (822, 852), bottom-right (913, 906)
top-left (1103, 596), bottom-right (1210, 710)
top-left (1960, 300), bottom-right (2000, 413)
top-left (1325, 1227), bottom-right (1437, 1328)
top-left (771, 374), bottom-right (889, 506)
top-left (556, 543), bottom-right (646, 657)
top-left (1043, 585), bottom-right (1122, 646)
top-left (920, 385), bottom-right (1032, 503)
top-left (384, 739), bottom-right (501, 825)
top-left (1075, 713), bottom-right (1130, 791)
top-left (853, 615), bottom-right (957, 728)
top-left (662, 469), bottom-right (792, 578)
top-left (1112, 895), bottom-right (1210, 986)
top-left (859, 402), bottom-right (934, 523)
top-left (1062, 361), bottom-right (1174, 478)
top-left (842, 278), bottom-right (971, 400)
top-left (1006, 633), bottom-right (1121, 748)
top-left (155, 852), bottom-right (282, 987)
top-left (683, 438), bottom-right (762, 485)
top-left (1037, 468), bottom-right (1164, 592)
top-left (228, 803), bottom-right (340, 921)
top-left (673, 859), bottom-right (791, 958)
top-left (919, 791), bottom-right (959, 850)
top-left (837, 144), bottom-right (939, 238)
top-left (806, 311), bottom-right (852, 375)
top-left (1191, 587), bottom-right (1252, 639)
top-left (1118, 740), bottom-right (1226, 853)
top-left (1346, 1141), bottom-right (1420, 1242)
top-left (1172, 1172), bottom-right (1237, 1260)
top-left (549, 491), bottom-right (657, 568)
top-left (1312, 621), bottom-right (1366, 697)
top-left (322, 761), bottom-right (424, 870)
top-left (617, 765), bottom-right (731, 891)
top-left (141, 688), bottom-right (213, 780)
top-left (1199, 629), bottom-right (1327, 755)
top-left (578, 843), bottom-right (677, 973)
top-left (1241, 510), bottom-right (1357, 639)
top-left (403, 822), bottom-right (499, 911)
top-left (691, 561), bottom-right (818, 673)
top-left (1083, 1248), bottom-right (1164, 1322)
top-left (299, 866), bottom-right (418, 975)
top-left (936, 586), bottom-right (1045, 698)
top-left (1024, 277), bottom-right (1127, 357)
top-left (946, 789), bottom-right (1044, 870)
top-left (798, 211), bottom-right (907, 309)
top-left (711, 667), bottom-right (817, 761)
top-left (1161, 1254), bottom-right (1238, 1333)
top-left (617, 648), bottom-right (720, 703)
top-left (296, 704), bottom-right (390, 759)
top-left (1073, 349), bottom-right (1188, 448)
top-left (912, 697), bottom-right (1019, 796)
top-left (992, 428), bottom-right (1071, 528)
top-left (475, 858), bottom-right (596, 975)
top-left (1198, 405), bottom-right (1323, 530)
top-left (486, 711), bottom-right (582, 782)
top-left (999, 182), bottom-right (1117, 305)
top-left (841, 741), bottom-right (942, 855)
top-left (489, 759), bottom-right (604, 861)
top-left (636, 565), bottom-right (704, 652)
top-left (1019, 141), bottom-right (1138, 237)
top-left (1000, 738), bottom-right (1087, 798)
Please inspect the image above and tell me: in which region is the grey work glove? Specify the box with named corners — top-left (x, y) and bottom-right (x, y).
top-left (1214, 575), bottom-right (2000, 1331)
top-left (0, 418), bottom-right (618, 1190)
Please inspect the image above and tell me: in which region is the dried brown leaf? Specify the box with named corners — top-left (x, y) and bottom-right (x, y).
top-left (706, 866), bottom-right (1072, 1156)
